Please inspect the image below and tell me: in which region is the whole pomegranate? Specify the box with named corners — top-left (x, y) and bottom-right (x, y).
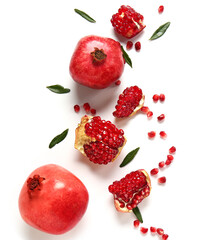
top-left (18, 164), bottom-right (89, 235)
top-left (69, 35), bottom-right (125, 89)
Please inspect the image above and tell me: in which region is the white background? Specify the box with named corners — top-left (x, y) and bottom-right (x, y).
top-left (0, 0), bottom-right (217, 239)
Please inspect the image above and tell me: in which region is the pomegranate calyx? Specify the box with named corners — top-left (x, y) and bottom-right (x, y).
top-left (27, 174), bottom-right (45, 194)
top-left (91, 48), bottom-right (107, 63)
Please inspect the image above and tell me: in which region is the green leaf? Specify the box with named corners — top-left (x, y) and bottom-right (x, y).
top-left (132, 206), bottom-right (143, 223)
top-left (121, 45), bottom-right (132, 68)
top-left (74, 9), bottom-right (96, 23)
top-left (119, 147), bottom-right (140, 167)
top-left (47, 84), bottom-right (70, 94)
top-left (49, 129), bottom-right (69, 149)
top-left (149, 22), bottom-right (171, 40)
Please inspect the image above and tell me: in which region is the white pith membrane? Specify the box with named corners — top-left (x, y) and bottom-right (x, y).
top-left (74, 115), bottom-right (127, 163)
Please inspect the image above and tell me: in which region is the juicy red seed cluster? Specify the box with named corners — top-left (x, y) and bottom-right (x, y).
top-left (135, 41), bottom-right (141, 51)
top-left (85, 116), bottom-right (125, 149)
top-left (126, 41), bottom-right (133, 50)
top-left (111, 5), bottom-right (144, 38)
top-left (84, 141), bottom-right (118, 165)
top-left (108, 170), bottom-right (149, 210)
top-left (113, 86), bottom-right (143, 118)
top-left (74, 104), bottom-right (80, 113)
top-left (158, 5), bottom-right (164, 14)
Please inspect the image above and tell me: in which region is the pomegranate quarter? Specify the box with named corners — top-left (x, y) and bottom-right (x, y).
top-left (69, 35), bottom-right (125, 89)
top-left (108, 169), bottom-right (151, 212)
top-left (18, 164), bottom-right (89, 235)
top-left (75, 115), bottom-right (127, 164)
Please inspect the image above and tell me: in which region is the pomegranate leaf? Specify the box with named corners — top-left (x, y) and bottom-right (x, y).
top-left (119, 147), bottom-right (140, 167)
top-left (47, 84), bottom-right (70, 94)
top-left (149, 22), bottom-right (171, 40)
top-left (121, 46), bottom-right (132, 68)
top-left (132, 206), bottom-right (143, 223)
top-left (74, 9), bottom-right (96, 23)
top-left (49, 129), bottom-right (69, 149)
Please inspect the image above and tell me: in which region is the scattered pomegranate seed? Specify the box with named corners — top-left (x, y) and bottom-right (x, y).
top-left (90, 108), bottom-right (96, 115)
top-left (159, 161), bottom-right (165, 168)
top-left (148, 131), bottom-right (156, 139)
top-left (159, 131), bottom-right (167, 139)
top-left (157, 228), bottom-right (164, 235)
top-left (153, 94), bottom-right (159, 102)
top-left (159, 93), bottom-right (165, 102)
top-left (83, 103), bottom-right (91, 113)
top-left (150, 168), bottom-right (159, 175)
top-left (74, 104), bottom-right (80, 113)
top-left (167, 155), bottom-right (174, 161)
top-left (115, 80), bottom-right (121, 85)
top-left (162, 234), bottom-right (169, 240)
top-left (158, 5), bottom-right (164, 14)
top-left (150, 226), bottom-right (157, 233)
top-left (140, 227), bottom-right (148, 234)
top-left (141, 106), bottom-right (149, 114)
top-left (157, 114), bottom-right (165, 122)
top-left (133, 219), bottom-right (140, 228)
top-left (158, 177), bottom-right (166, 184)
top-left (126, 41), bottom-right (133, 50)
top-left (147, 111), bottom-right (153, 119)
top-left (135, 41), bottom-right (141, 51)
top-left (169, 146), bottom-right (176, 154)
top-left (165, 159), bottom-right (172, 165)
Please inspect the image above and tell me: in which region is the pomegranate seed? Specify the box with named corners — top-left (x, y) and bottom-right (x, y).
top-left (126, 41), bottom-right (133, 50)
top-left (147, 111), bottom-right (153, 119)
top-left (115, 80), bottom-right (121, 85)
top-left (83, 103), bottom-right (91, 112)
top-left (159, 161), bottom-right (165, 168)
top-left (158, 5), bottom-right (164, 14)
top-left (162, 234), bottom-right (169, 240)
top-left (133, 219), bottom-right (140, 228)
top-left (150, 168), bottom-right (159, 175)
top-left (148, 131), bottom-right (156, 139)
top-left (74, 104), bottom-right (80, 113)
top-left (160, 131), bottom-right (167, 139)
top-left (165, 159), bottom-right (172, 165)
top-left (157, 228), bottom-right (164, 235)
top-left (158, 177), bottom-right (166, 184)
top-left (141, 106), bottom-right (149, 114)
top-left (157, 114), bottom-right (165, 122)
top-left (159, 93), bottom-right (165, 102)
top-left (167, 155), bottom-right (174, 161)
top-left (150, 226), bottom-right (157, 233)
top-left (90, 108), bottom-right (96, 115)
top-left (153, 94), bottom-right (159, 102)
top-left (135, 41), bottom-right (141, 51)
top-left (169, 146), bottom-right (176, 154)
top-left (140, 227), bottom-right (148, 234)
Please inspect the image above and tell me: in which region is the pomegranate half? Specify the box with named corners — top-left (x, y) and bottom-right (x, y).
top-left (69, 35), bottom-right (125, 89)
top-left (18, 164), bottom-right (89, 235)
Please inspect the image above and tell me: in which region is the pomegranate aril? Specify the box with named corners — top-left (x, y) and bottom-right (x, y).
top-left (150, 168), bottom-right (159, 175)
top-left (140, 227), bottom-right (148, 234)
top-left (135, 41), bottom-right (141, 51)
top-left (126, 41), bottom-right (133, 50)
top-left (159, 161), bottom-right (165, 168)
top-left (159, 93), bottom-right (165, 102)
top-left (165, 159), bottom-right (172, 165)
top-left (162, 234), bottom-right (169, 240)
top-left (158, 177), bottom-right (166, 184)
top-left (150, 226), bottom-right (157, 233)
top-left (90, 108), bottom-right (96, 115)
top-left (157, 114), bottom-right (165, 122)
top-left (74, 104), bottom-right (80, 113)
top-left (115, 80), bottom-right (121, 85)
top-left (133, 219), bottom-right (140, 228)
top-left (158, 5), bottom-right (164, 14)
top-left (147, 111), bottom-right (153, 118)
top-left (160, 131), bottom-right (167, 139)
top-left (148, 131), bottom-right (156, 139)
top-left (141, 106), bottom-right (149, 114)
top-left (83, 103), bottom-right (91, 112)
top-left (153, 94), bottom-right (159, 102)
top-left (157, 228), bottom-right (164, 235)
top-left (169, 146), bottom-right (176, 154)
top-left (167, 155), bottom-right (174, 161)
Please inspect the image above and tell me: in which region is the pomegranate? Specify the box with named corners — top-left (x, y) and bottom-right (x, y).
top-left (108, 169), bottom-right (151, 212)
top-left (69, 35), bottom-right (125, 89)
top-left (111, 5), bottom-right (146, 38)
top-left (74, 115), bottom-right (127, 164)
top-left (113, 86), bottom-right (145, 118)
top-left (18, 164), bottom-right (89, 235)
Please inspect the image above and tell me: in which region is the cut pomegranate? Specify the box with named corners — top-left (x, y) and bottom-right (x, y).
top-left (75, 115), bottom-right (126, 164)
top-left (159, 131), bottom-right (167, 139)
top-left (159, 161), bottom-right (165, 168)
top-left (115, 80), bottom-right (121, 85)
top-left (150, 226), bottom-right (157, 233)
top-left (135, 41), bottom-right (141, 51)
top-left (113, 86), bottom-right (145, 118)
top-left (108, 169), bottom-right (151, 212)
top-left (90, 108), bottom-right (96, 115)
top-left (141, 106), bottom-right (149, 114)
top-left (157, 114), bottom-right (165, 122)
top-left (159, 93), bottom-right (165, 102)
top-left (111, 5), bottom-right (146, 38)
top-left (126, 41), bottom-right (133, 50)
top-left (83, 103), bottom-right (91, 113)
top-left (158, 5), bottom-right (164, 14)
top-left (162, 234), bottom-right (169, 240)
top-left (169, 146), bottom-right (176, 154)
top-left (147, 111), bottom-right (153, 119)
top-left (148, 131), bottom-right (156, 139)
top-left (133, 219), bottom-right (140, 228)
top-left (158, 177), bottom-right (166, 184)
top-left (157, 228), bottom-right (164, 235)
top-left (153, 94), bottom-right (159, 102)
top-left (74, 104), bottom-right (80, 113)
top-left (140, 227), bottom-right (148, 234)
top-left (150, 168), bottom-right (159, 175)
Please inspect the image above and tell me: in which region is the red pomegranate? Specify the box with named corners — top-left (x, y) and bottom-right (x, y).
top-left (18, 164), bottom-right (89, 235)
top-left (74, 115), bottom-right (127, 164)
top-left (69, 35), bottom-right (125, 89)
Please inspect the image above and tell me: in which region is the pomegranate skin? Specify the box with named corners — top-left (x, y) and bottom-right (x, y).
top-left (69, 35), bottom-right (125, 89)
top-left (18, 164), bottom-right (89, 235)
